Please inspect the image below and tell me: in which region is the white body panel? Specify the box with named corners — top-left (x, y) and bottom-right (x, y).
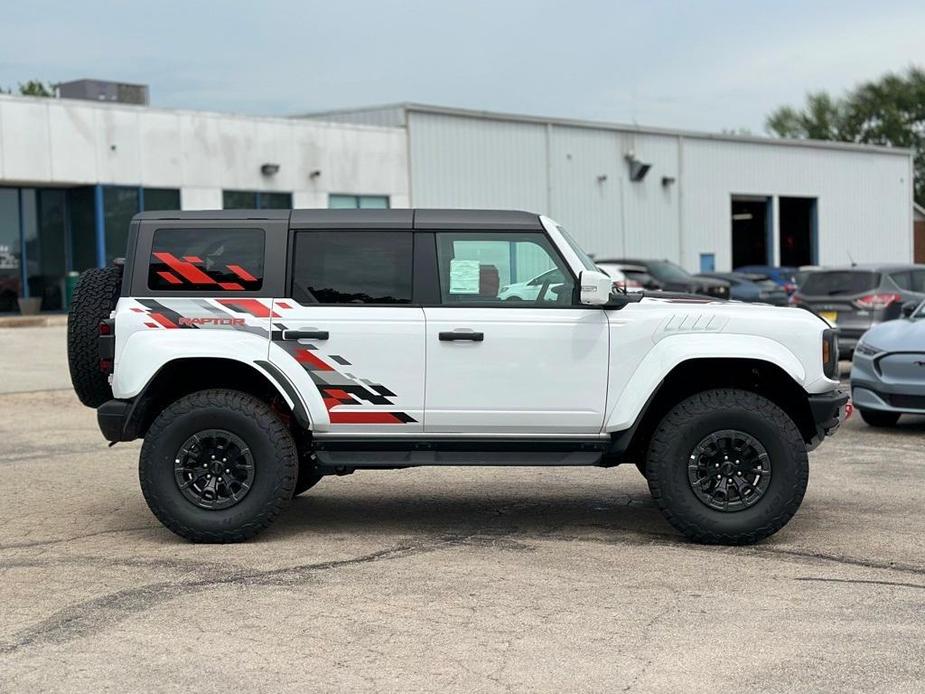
top-left (267, 305), bottom-right (426, 434)
top-left (112, 297), bottom-right (276, 398)
top-left (423, 307), bottom-right (609, 434)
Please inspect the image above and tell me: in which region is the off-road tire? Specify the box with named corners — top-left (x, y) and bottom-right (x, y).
top-left (646, 388), bottom-right (808, 545)
top-left (294, 461), bottom-right (323, 496)
top-left (67, 266), bottom-right (122, 407)
top-left (858, 408), bottom-right (901, 428)
top-left (139, 389), bottom-right (298, 542)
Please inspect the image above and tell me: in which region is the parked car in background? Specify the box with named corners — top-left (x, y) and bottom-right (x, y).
top-left (794, 266), bottom-right (821, 290)
top-left (696, 272), bottom-right (789, 305)
top-left (734, 265), bottom-right (799, 295)
top-left (498, 267), bottom-right (571, 301)
top-left (789, 264), bottom-right (925, 357)
top-left (596, 262), bottom-right (644, 291)
top-left (599, 258), bottom-right (730, 299)
top-left (850, 299), bottom-right (925, 426)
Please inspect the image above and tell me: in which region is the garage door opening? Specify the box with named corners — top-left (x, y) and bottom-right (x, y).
top-left (779, 197), bottom-right (817, 267)
top-left (731, 196), bottom-right (770, 268)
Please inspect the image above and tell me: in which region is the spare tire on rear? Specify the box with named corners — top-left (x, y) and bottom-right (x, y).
top-left (68, 266), bottom-right (122, 407)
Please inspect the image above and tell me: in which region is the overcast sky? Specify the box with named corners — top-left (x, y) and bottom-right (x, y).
top-left (2, 0), bottom-right (923, 133)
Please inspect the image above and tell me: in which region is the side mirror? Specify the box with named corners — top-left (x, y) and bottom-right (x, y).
top-left (579, 270), bottom-right (614, 306)
top-left (902, 300), bottom-right (920, 318)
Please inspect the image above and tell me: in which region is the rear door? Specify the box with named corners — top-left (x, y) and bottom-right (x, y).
top-left (422, 230), bottom-right (609, 435)
top-left (269, 226), bottom-right (425, 433)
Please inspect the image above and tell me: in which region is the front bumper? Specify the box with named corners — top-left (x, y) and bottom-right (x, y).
top-left (807, 389), bottom-right (850, 448)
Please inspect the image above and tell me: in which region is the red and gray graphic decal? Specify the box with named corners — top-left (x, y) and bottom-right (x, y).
top-left (275, 336), bottom-right (415, 424)
top-left (133, 299), bottom-right (272, 338)
top-left (151, 252), bottom-right (260, 291)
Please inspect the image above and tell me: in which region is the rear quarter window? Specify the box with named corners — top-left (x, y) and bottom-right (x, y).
top-left (148, 228), bottom-right (265, 291)
top-left (800, 271), bottom-right (880, 296)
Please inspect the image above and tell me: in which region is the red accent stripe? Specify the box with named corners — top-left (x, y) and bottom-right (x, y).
top-left (295, 349), bottom-right (333, 371)
top-left (153, 252), bottom-right (217, 285)
top-left (157, 271), bottom-right (182, 285)
top-left (149, 312), bottom-right (177, 329)
top-left (275, 302), bottom-right (291, 310)
top-left (183, 256), bottom-right (203, 263)
top-left (329, 411), bottom-right (406, 424)
top-left (131, 307), bottom-right (147, 313)
top-left (322, 397), bottom-right (340, 411)
top-left (227, 264), bottom-right (257, 282)
top-left (325, 388), bottom-right (352, 400)
top-left (216, 299), bottom-right (280, 318)
top-left (218, 282), bottom-right (245, 291)
top-left (144, 322), bottom-right (159, 328)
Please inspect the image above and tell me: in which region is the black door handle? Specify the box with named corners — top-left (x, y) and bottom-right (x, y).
top-left (439, 331), bottom-right (484, 342)
top-left (282, 330), bottom-right (329, 341)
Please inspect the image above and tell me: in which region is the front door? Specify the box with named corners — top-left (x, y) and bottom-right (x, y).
top-left (270, 229), bottom-right (425, 433)
top-left (423, 230), bottom-right (610, 435)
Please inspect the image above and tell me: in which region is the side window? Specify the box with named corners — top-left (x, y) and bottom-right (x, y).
top-left (148, 228), bottom-right (264, 291)
top-left (291, 231), bottom-right (412, 304)
top-left (891, 271), bottom-right (911, 290)
top-left (434, 232), bottom-right (575, 305)
top-left (910, 269), bottom-right (925, 293)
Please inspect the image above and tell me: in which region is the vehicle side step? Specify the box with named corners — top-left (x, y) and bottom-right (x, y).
top-left (311, 438), bottom-right (608, 468)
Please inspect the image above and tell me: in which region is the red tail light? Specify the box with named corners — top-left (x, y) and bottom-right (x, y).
top-left (789, 292), bottom-right (802, 306)
top-left (851, 293), bottom-right (902, 310)
top-left (99, 320), bottom-right (112, 335)
top-left (99, 358), bottom-right (113, 373)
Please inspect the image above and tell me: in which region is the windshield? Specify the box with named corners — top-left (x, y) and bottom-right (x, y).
top-left (648, 260), bottom-right (693, 283)
top-left (800, 271), bottom-right (880, 296)
top-left (556, 226), bottom-right (597, 272)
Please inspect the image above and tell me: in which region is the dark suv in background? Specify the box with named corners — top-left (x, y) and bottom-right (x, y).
top-left (598, 258), bottom-right (730, 299)
top-left (790, 264), bottom-right (925, 356)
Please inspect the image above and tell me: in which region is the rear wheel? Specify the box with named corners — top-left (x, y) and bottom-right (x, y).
top-left (139, 389), bottom-right (297, 542)
top-left (858, 408), bottom-right (901, 427)
top-left (646, 389), bottom-right (808, 545)
top-left (67, 266), bottom-right (122, 407)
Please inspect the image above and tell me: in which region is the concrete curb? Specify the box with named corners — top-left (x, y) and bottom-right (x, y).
top-left (0, 314), bottom-right (69, 329)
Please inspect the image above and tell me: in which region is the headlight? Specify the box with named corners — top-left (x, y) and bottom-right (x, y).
top-left (855, 341), bottom-right (882, 357)
top-left (822, 329), bottom-right (838, 378)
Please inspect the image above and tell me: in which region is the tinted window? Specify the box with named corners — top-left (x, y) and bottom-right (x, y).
top-left (648, 260), bottom-right (692, 283)
top-left (148, 228), bottom-right (265, 291)
top-left (800, 271), bottom-right (880, 296)
top-left (435, 232), bottom-right (574, 305)
top-left (891, 270), bottom-right (925, 293)
top-left (291, 231), bottom-right (412, 304)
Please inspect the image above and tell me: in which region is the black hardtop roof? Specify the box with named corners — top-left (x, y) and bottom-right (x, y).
top-left (133, 208), bottom-right (542, 230)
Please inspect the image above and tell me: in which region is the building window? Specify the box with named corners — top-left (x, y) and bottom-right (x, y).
top-left (328, 194), bottom-right (390, 209)
top-left (223, 191), bottom-right (292, 210)
top-left (143, 188), bottom-right (180, 211)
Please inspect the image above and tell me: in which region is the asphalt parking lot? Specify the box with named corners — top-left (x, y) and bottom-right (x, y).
top-left (1, 325), bottom-right (924, 692)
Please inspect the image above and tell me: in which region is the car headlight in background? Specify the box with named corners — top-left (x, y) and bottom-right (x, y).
top-left (822, 329), bottom-right (838, 378)
top-left (854, 340), bottom-right (883, 357)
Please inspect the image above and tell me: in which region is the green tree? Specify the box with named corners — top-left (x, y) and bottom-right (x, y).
top-left (766, 67), bottom-right (925, 204)
top-left (18, 79), bottom-right (55, 97)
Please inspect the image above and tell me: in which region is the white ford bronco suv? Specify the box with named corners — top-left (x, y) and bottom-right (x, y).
top-left (67, 209), bottom-right (848, 545)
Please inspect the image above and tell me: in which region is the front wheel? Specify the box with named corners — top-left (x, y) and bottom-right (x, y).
top-left (645, 389), bottom-right (808, 545)
top-left (139, 389), bottom-right (298, 542)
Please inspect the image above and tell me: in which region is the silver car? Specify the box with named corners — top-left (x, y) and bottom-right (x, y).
top-left (850, 300), bottom-right (925, 426)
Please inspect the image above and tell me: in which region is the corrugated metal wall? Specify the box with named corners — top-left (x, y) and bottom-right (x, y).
top-left (407, 110), bottom-right (913, 269)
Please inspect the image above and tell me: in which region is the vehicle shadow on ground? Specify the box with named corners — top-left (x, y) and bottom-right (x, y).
top-left (271, 487), bottom-right (674, 544)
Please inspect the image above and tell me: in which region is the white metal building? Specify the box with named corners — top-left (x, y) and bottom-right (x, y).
top-left (0, 93), bottom-right (915, 312)
top-left (306, 103), bottom-right (916, 273)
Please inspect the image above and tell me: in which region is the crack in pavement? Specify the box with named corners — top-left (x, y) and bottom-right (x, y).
top-left (0, 526), bottom-right (156, 551)
top-left (793, 576), bottom-right (925, 590)
top-left (0, 534), bottom-right (477, 657)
